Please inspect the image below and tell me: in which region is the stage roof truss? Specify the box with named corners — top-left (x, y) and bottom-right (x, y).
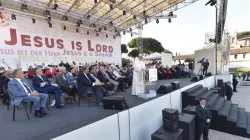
top-left (1, 0), bottom-right (198, 34)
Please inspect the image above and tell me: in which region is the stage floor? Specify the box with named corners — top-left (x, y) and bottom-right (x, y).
top-left (0, 78), bottom-right (193, 140)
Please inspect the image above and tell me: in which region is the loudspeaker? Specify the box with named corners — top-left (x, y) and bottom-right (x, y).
top-left (162, 109), bottom-right (179, 132)
top-left (217, 79), bottom-right (223, 87)
top-left (206, 72), bottom-right (212, 76)
top-left (151, 126), bottom-right (183, 140)
top-left (199, 75), bottom-right (204, 80)
top-left (190, 76), bottom-right (199, 82)
top-left (157, 84), bottom-right (173, 94)
top-left (182, 105), bottom-right (196, 116)
top-left (178, 113), bottom-right (196, 140)
top-left (103, 96), bottom-right (128, 110)
top-left (171, 81), bottom-right (180, 90)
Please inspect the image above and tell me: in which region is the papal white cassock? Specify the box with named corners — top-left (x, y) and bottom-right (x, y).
top-left (132, 58), bottom-right (146, 95)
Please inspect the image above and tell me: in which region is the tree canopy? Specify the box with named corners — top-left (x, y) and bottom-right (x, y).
top-left (185, 58), bottom-right (194, 63)
top-left (128, 49), bottom-right (139, 58)
top-left (121, 44), bottom-right (128, 53)
top-left (127, 37), bottom-right (165, 55)
top-left (163, 49), bottom-right (172, 54)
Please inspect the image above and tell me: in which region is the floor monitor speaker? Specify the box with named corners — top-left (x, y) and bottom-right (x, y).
top-left (190, 76), bottom-right (199, 82)
top-left (157, 84), bottom-right (173, 94)
top-left (103, 96), bottom-right (128, 110)
top-left (171, 81), bottom-right (180, 90)
top-left (151, 126), bottom-right (183, 140)
top-left (162, 109), bottom-right (179, 133)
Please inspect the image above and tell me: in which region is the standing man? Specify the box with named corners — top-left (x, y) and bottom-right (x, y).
top-left (233, 75), bottom-right (238, 92)
top-left (196, 98), bottom-right (212, 140)
top-left (226, 81), bottom-right (233, 101)
top-left (203, 59), bottom-right (209, 76)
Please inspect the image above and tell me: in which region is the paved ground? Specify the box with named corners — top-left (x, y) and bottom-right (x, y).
top-left (204, 79), bottom-right (250, 140)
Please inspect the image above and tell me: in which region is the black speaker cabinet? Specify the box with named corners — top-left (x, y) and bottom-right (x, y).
top-left (190, 76), bottom-right (199, 82)
top-left (171, 81), bottom-right (180, 90)
top-left (199, 75), bottom-right (204, 80)
top-left (206, 72), bottom-right (212, 76)
top-left (157, 84), bottom-right (173, 94)
top-left (151, 126), bottom-right (183, 140)
top-left (182, 105), bottom-right (196, 116)
top-left (178, 113), bottom-right (196, 140)
top-left (162, 109), bottom-right (179, 133)
top-left (103, 96), bottom-right (128, 110)
top-left (217, 79), bottom-right (223, 87)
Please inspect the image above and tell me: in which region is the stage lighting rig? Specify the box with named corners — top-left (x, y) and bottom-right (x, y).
top-left (32, 18), bottom-right (36, 23)
top-left (94, 0), bottom-right (98, 6)
top-left (22, 4), bottom-right (28, 12)
top-left (156, 19), bottom-right (159, 24)
top-left (123, 31), bottom-right (126, 35)
top-left (96, 32), bottom-right (99, 36)
top-left (109, 4), bottom-right (113, 11)
top-left (62, 15), bottom-right (68, 21)
top-left (109, 21), bottom-right (113, 26)
top-left (106, 34), bottom-right (108, 38)
top-left (76, 28), bottom-right (79, 33)
top-left (53, 4), bottom-right (58, 10)
top-left (87, 31), bottom-right (89, 35)
top-left (44, 10), bottom-right (51, 18)
top-left (113, 36), bottom-right (116, 39)
top-left (115, 29), bottom-right (118, 32)
top-left (131, 33), bottom-right (133, 37)
top-left (87, 15), bottom-right (91, 19)
top-left (63, 25), bottom-right (66, 30)
top-left (104, 26), bottom-right (107, 31)
top-left (205, 0), bottom-right (217, 6)
top-left (129, 28), bottom-right (132, 31)
top-left (145, 19), bottom-right (148, 24)
top-left (98, 28), bottom-right (101, 32)
top-left (77, 20), bottom-right (82, 26)
top-left (168, 18), bottom-right (171, 23)
top-left (133, 15), bottom-right (136, 20)
top-left (11, 14), bottom-right (16, 20)
top-left (151, 13), bottom-right (177, 23)
top-left (48, 22), bottom-right (52, 27)
top-left (123, 11), bottom-right (126, 16)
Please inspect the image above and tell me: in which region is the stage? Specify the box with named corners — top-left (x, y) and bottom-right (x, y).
top-left (0, 78), bottom-right (197, 140)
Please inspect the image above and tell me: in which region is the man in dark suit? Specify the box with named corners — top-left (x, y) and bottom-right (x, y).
top-left (97, 65), bottom-right (115, 92)
top-left (77, 65), bottom-right (102, 106)
top-left (8, 69), bottom-right (48, 117)
top-left (226, 81), bottom-right (233, 101)
top-left (55, 67), bottom-right (77, 97)
top-left (32, 67), bottom-right (63, 108)
top-left (0, 70), bottom-right (13, 105)
top-left (106, 66), bottom-right (125, 92)
top-left (233, 75), bottom-right (238, 92)
top-left (196, 98), bottom-right (212, 140)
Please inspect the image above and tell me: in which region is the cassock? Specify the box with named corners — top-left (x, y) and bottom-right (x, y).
top-left (132, 58), bottom-right (146, 95)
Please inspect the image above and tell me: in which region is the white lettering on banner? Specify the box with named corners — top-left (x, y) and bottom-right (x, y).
top-left (0, 13), bottom-right (121, 70)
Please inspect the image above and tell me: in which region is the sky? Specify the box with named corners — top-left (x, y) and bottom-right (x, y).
top-left (121, 0), bottom-right (250, 55)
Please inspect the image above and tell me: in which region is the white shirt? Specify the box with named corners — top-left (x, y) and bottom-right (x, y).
top-left (37, 75), bottom-right (44, 81)
top-left (113, 71), bottom-right (122, 78)
top-left (15, 78), bottom-right (31, 95)
top-left (201, 105), bottom-right (206, 109)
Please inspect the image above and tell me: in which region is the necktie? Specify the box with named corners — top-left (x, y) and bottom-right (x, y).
top-left (21, 81), bottom-right (32, 93)
top-left (39, 76), bottom-right (44, 81)
top-left (85, 74), bottom-right (91, 83)
top-left (203, 106), bottom-right (206, 110)
top-left (102, 72), bottom-right (107, 79)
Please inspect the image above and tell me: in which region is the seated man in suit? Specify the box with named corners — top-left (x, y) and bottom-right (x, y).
top-left (106, 66), bottom-right (125, 92)
top-left (55, 67), bottom-right (77, 99)
top-left (0, 70), bottom-right (13, 105)
top-left (65, 67), bottom-right (77, 88)
top-left (97, 65), bottom-right (116, 92)
top-left (8, 68), bottom-right (48, 117)
top-left (32, 67), bottom-right (63, 108)
top-left (77, 65), bottom-right (102, 106)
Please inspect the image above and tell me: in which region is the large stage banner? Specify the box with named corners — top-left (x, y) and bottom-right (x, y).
top-left (0, 13), bottom-right (121, 70)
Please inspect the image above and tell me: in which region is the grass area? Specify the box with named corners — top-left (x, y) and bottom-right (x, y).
top-left (229, 67), bottom-right (250, 75)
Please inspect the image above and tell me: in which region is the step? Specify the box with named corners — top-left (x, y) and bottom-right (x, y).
top-left (212, 97), bottom-right (225, 111)
top-left (200, 90), bottom-right (214, 99)
top-left (228, 104), bottom-right (238, 122)
top-left (246, 112), bottom-right (250, 134)
top-left (219, 101), bottom-right (232, 117)
top-left (237, 108), bottom-right (247, 129)
top-left (189, 87), bottom-right (208, 98)
top-left (206, 94), bottom-right (220, 107)
top-left (182, 85), bottom-right (203, 95)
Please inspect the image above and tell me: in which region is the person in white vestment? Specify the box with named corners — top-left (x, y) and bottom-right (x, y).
top-left (132, 55), bottom-right (146, 96)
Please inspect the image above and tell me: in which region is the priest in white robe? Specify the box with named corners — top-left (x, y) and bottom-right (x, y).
top-left (132, 55), bottom-right (146, 96)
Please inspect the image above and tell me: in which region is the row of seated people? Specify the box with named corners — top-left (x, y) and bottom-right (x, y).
top-left (1, 65), bottom-right (133, 118)
top-left (157, 64), bottom-right (192, 80)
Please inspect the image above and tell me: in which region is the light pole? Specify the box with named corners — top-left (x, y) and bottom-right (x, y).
top-left (215, 5), bottom-right (218, 74)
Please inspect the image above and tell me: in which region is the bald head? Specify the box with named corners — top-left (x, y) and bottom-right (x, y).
top-left (59, 67), bottom-right (66, 74)
top-left (5, 70), bottom-right (13, 78)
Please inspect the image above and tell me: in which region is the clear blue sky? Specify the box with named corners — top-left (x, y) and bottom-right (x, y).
top-left (121, 0), bottom-right (250, 55)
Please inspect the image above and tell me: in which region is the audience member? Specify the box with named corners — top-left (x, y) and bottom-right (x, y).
top-left (65, 67), bottom-right (77, 88)
top-left (226, 81), bottom-right (233, 101)
top-left (27, 65), bottom-right (34, 79)
top-left (233, 75), bottom-right (238, 92)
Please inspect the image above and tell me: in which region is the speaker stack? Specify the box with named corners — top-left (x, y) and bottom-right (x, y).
top-left (151, 109), bottom-right (183, 140)
top-left (171, 81), bottom-right (180, 90)
top-left (103, 96), bottom-right (128, 110)
top-left (178, 113), bottom-right (196, 140)
top-left (157, 84), bottom-right (173, 94)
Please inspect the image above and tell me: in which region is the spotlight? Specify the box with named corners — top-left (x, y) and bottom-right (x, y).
top-left (32, 18), bottom-right (36, 23)
top-left (48, 17), bottom-right (51, 21)
top-left (11, 14), bottom-right (16, 20)
top-left (87, 15), bottom-right (91, 19)
top-left (109, 21), bottom-right (113, 26)
top-left (45, 10), bottom-right (51, 18)
top-left (0, 2), bottom-right (2, 7)
top-left (156, 19), bottom-right (159, 24)
top-left (133, 15), bottom-right (136, 20)
top-left (123, 11), bottom-right (126, 15)
top-left (94, 0), bottom-right (98, 6)
top-left (53, 4), bottom-right (58, 10)
top-left (62, 15), bottom-right (68, 21)
top-left (96, 32), bottom-right (99, 36)
top-left (168, 12), bottom-right (173, 17)
top-left (145, 19), bottom-right (148, 24)
top-left (131, 33), bottom-right (133, 37)
top-left (168, 18), bottom-right (171, 23)
top-left (92, 24), bottom-right (96, 28)
top-left (77, 20), bottom-right (82, 26)
top-left (113, 36), bottom-right (116, 39)
top-left (98, 28), bottom-right (101, 32)
top-left (205, 0), bottom-right (217, 6)
top-left (104, 26), bottom-right (107, 31)
top-left (76, 28), bottom-right (79, 33)
top-left (123, 31), bottom-right (126, 35)
top-left (48, 22), bottom-right (52, 27)
top-left (129, 28), bottom-right (132, 31)
top-left (87, 31), bottom-right (89, 35)
top-left (109, 4), bottom-right (113, 11)
top-left (63, 25), bottom-right (66, 30)
top-left (143, 11), bottom-right (146, 16)
top-left (22, 4), bottom-right (28, 12)
top-left (115, 29), bottom-right (117, 32)
top-left (117, 33), bottom-right (121, 36)
top-left (106, 34), bottom-right (108, 38)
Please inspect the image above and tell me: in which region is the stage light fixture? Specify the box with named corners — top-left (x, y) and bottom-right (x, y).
top-left (205, 0), bottom-right (217, 6)
top-left (11, 14), bottom-right (16, 20)
top-left (168, 18), bottom-right (171, 23)
top-left (115, 29), bottom-right (118, 32)
top-left (48, 22), bottom-right (52, 27)
top-left (129, 28), bottom-right (132, 31)
top-left (32, 18), bottom-right (36, 23)
top-left (144, 19), bottom-right (148, 24)
top-left (123, 11), bottom-right (126, 15)
top-left (143, 11), bottom-right (146, 16)
top-left (96, 33), bottom-right (99, 36)
top-left (169, 12), bottom-right (173, 17)
top-left (98, 28), bottom-right (101, 32)
top-left (22, 4), bottom-right (28, 12)
top-left (104, 26), bottom-right (107, 31)
top-left (113, 36), bottom-right (116, 39)
top-left (133, 15), bottom-right (136, 20)
top-left (123, 31), bottom-right (126, 35)
top-left (53, 4), bottom-right (58, 10)
top-left (94, 0), bottom-right (98, 6)
top-left (63, 25), bottom-right (66, 30)
top-left (109, 4), bottom-right (113, 11)
top-left (92, 24), bottom-right (96, 28)
top-left (106, 34), bottom-right (108, 38)
top-left (76, 28), bottom-right (79, 33)
top-left (77, 20), bottom-right (82, 26)
top-left (48, 17), bottom-right (51, 21)
top-left (87, 31), bottom-right (89, 35)
top-left (131, 33), bottom-right (133, 37)
top-left (109, 21), bottom-right (113, 26)
top-left (45, 10), bottom-right (51, 18)
top-left (62, 15), bottom-right (68, 21)
top-left (87, 15), bottom-right (91, 19)
top-left (0, 2), bottom-right (2, 7)
top-left (156, 19), bottom-right (159, 24)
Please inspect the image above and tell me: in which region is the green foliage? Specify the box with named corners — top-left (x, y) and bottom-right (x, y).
top-left (128, 49), bottom-right (139, 58)
top-left (164, 49), bottom-right (172, 54)
top-left (127, 37), bottom-right (165, 55)
top-left (121, 44), bottom-right (128, 53)
top-left (185, 58), bottom-right (194, 63)
top-left (237, 31), bottom-right (250, 39)
top-left (122, 58), bottom-right (131, 67)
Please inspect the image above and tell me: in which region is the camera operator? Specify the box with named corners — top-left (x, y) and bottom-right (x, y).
top-left (203, 59), bottom-right (209, 75)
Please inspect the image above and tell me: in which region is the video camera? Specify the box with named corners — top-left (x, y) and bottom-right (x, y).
top-left (197, 58), bottom-right (205, 64)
